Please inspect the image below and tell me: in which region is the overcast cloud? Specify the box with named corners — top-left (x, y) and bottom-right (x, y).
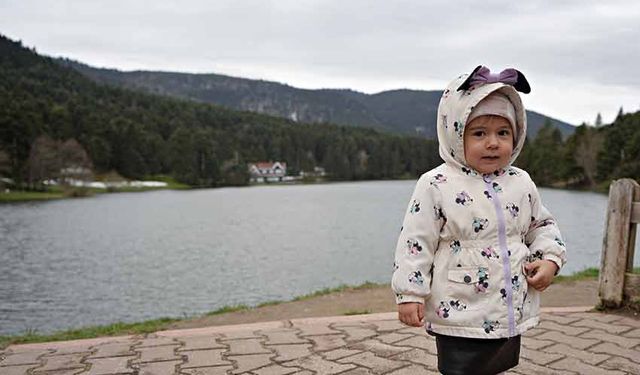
top-left (1, 0), bottom-right (639, 125)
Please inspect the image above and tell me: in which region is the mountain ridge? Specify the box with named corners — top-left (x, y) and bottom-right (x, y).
top-left (58, 59), bottom-right (576, 139)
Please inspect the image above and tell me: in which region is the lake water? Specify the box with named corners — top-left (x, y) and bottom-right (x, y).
top-left (0, 180), bottom-right (637, 336)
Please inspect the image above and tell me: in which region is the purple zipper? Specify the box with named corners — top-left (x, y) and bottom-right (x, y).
top-left (484, 175), bottom-right (515, 336)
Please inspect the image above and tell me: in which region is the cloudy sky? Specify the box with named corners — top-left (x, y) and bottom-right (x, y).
top-left (1, 0), bottom-right (638, 125)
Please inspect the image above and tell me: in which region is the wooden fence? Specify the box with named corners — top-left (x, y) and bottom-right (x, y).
top-left (599, 178), bottom-right (640, 307)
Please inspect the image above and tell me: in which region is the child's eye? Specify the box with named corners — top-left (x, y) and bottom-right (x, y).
top-left (498, 129), bottom-right (511, 136)
top-left (472, 131), bottom-right (485, 137)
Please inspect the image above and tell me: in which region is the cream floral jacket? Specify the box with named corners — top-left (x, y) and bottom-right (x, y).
top-left (391, 73), bottom-right (567, 339)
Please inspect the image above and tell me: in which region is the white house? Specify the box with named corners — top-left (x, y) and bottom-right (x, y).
top-left (248, 161), bottom-right (288, 183)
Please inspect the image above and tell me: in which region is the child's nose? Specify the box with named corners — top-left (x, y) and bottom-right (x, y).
top-left (486, 134), bottom-right (499, 147)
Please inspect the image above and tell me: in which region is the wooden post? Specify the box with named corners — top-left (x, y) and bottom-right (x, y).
top-left (598, 179), bottom-right (640, 307)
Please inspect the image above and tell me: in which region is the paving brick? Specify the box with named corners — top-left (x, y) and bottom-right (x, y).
top-left (270, 344), bottom-right (312, 362)
top-left (48, 347), bottom-right (93, 356)
top-left (135, 359), bottom-right (182, 375)
top-left (623, 328), bottom-right (640, 338)
top-left (220, 330), bottom-right (261, 340)
top-left (549, 357), bottom-right (626, 375)
top-left (376, 333), bottom-right (414, 344)
top-left (337, 352), bottom-right (407, 373)
top-left (368, 320), bottom-right (406, 332)
top-left (135, 337), bottom-right (177, 348)
top-left (540, 313), bottom-right (582, 325)
top-left (83, 356), bottom-right (136, 375)
top-left (541, 343), bottom-right (609, 365)
top-left (226, 339), bottom-right (271, 355)
top-left (567, 312), bottom-right (624, 323)
top-left (290, 371), bottom-right (312, 375)
top-left (338, 369), bottom-right (375, 375)
top-left (537, 321), bottom-right (590, 336)
top-left (306, 335), bottom-right (347, 352)
top-left (227, 354), bottom-right (273, 374)
top-left (135, 345), bottom-right (181, 363)
top-left (0, 364), bottom-right (40, 375)
top-left (180, 367), bottom-right (234, 375)
top-left (347, 340), bottom-right (412, 358)
top-left (282, 354), bottom-right (355, 374)
top-left (292, 324), bottom-right (341, 336)
top-left (260, 329), bottom-right (308, 345)
top-left (589, 342), bottom-right (640, 363)
top-left (600, 355), bottom-right (640, 374)
top-left (396, 326), bottom-right (424, 335)
top-left (571, 318), bottom-right (634, 334)
top-left (611, 317), bottom-right (640, 329)
top-left (0, 350), bottom-right (49, 366)
top-left (510, 358), bottom-right (577, 375)
top-left (321, 348), bottom-right (362, 360)
top-left (391, 348), bottom-right (438, 370)
top-left (180, 349), bottom-right (230, 368)
top-left (386, 365), bottom-right (439, 375)
top-left (32, 353), bottom-right (86, 372)
top-left (521, 328), bottom-right (546, 338)
top-left (332, 326), bottom-right (377, 342)
top-left (534, 331), bottom-right (599, 350)
top-left (251, 364), bottom-right (299, 375)
top-left (580, 328), bottom-right (640, 348)
top-left (521, 337), bottom-right (555, 350)
top-left (88, 342), bottom-right (135, 358)
top-left (393, 336), bottom-right (437, 354)
top-left (34, 370), bottom-right (85, 375)
top-left (519, 347), bottom-right (564, 366)
top-left (176, 336), bottom-right (225, 351)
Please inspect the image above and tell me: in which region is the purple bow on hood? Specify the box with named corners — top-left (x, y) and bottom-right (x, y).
top-left (469, 66), bottom-right (518, 86)
top-left (457, 65), bottom-right (531, 93)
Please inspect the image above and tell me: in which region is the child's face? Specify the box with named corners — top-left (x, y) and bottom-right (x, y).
top-left (463, 115), bottom-right (514, 174)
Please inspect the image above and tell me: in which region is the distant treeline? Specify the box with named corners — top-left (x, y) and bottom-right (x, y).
top-left (0, 35), bottom-right (440, 187)
top-left (1, 35), bottom-right (638, 190)
top-left (516, 112), bottom-right (640, 190)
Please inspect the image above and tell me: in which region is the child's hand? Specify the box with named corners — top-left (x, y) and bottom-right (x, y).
top-left (524, 260), bottom-right (559, 292)
top-left (398, 302), bottom-right (424, 327)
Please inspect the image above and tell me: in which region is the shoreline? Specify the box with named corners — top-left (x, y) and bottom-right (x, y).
top-left (0, 269), bottom-right (611, 349)
top-left (1, 175), bottom-right (608, 203)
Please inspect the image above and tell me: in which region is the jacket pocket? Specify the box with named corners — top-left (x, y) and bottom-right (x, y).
top-left (444, 266), bottom-right (490, 311)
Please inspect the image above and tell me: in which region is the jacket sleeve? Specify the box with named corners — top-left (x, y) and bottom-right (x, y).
top-left (391, 174), bottom-right (443, 304)
top-left (524, 180), bottom-right (567, 272)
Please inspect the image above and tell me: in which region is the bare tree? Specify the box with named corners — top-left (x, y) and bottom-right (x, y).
top-left (58, 139), bottom-right (94, 185)
top-left (0, 148), bottom-right (10, 189)
top-left (574, 128), bottom-right (604, 189)
top-left (27, 136), bottom-right (94, 189)
top-left (27, 136), bottom-right (60, 189)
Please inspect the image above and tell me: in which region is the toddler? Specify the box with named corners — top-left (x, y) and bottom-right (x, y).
top-left (391, 66), bottom-right (567, 375)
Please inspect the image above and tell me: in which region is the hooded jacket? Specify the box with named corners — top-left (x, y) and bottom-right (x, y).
top-left (391, 73), bottom-right (567, 339)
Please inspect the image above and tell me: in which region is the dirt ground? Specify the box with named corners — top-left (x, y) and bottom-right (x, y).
top-left (167, 279), bottom-right (602, 330)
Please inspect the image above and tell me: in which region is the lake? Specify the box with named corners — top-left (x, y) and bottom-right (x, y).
top-left (0, 180), bottom-right (637, 335)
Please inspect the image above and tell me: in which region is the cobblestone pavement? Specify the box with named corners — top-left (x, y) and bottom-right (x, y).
top-left (1, 307), bottom-right (639, 374)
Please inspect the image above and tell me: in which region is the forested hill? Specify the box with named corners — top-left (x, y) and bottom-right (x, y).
top-left (0, 35), bottom-right (441, 187)
top-left (60, 59), bottom-right (575, 139)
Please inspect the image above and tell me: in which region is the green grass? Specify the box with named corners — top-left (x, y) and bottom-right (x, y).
top-left (343, 310), bottom-right (371, 316)
top-left (292, 281), bottom-right (382, 301)
top-left (0, 177), bottom-right (191, 203)
top-left (554, 267), bottom-right (600, 282)
top-left (0, 317), bottom-right (180, 350)
top-left (0, 190), bottom-right (65, 202)
top-left (554, 267), bottom-right (640, 283)
top-left (204, 304), bottom-right (250, 316)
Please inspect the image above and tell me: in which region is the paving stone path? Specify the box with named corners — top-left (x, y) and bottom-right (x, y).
top-left (1, 307), bottom-right (639, 374)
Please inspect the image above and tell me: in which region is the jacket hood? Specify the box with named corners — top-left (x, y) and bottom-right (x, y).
top-left (436, 74), bottom-right (527, 175)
